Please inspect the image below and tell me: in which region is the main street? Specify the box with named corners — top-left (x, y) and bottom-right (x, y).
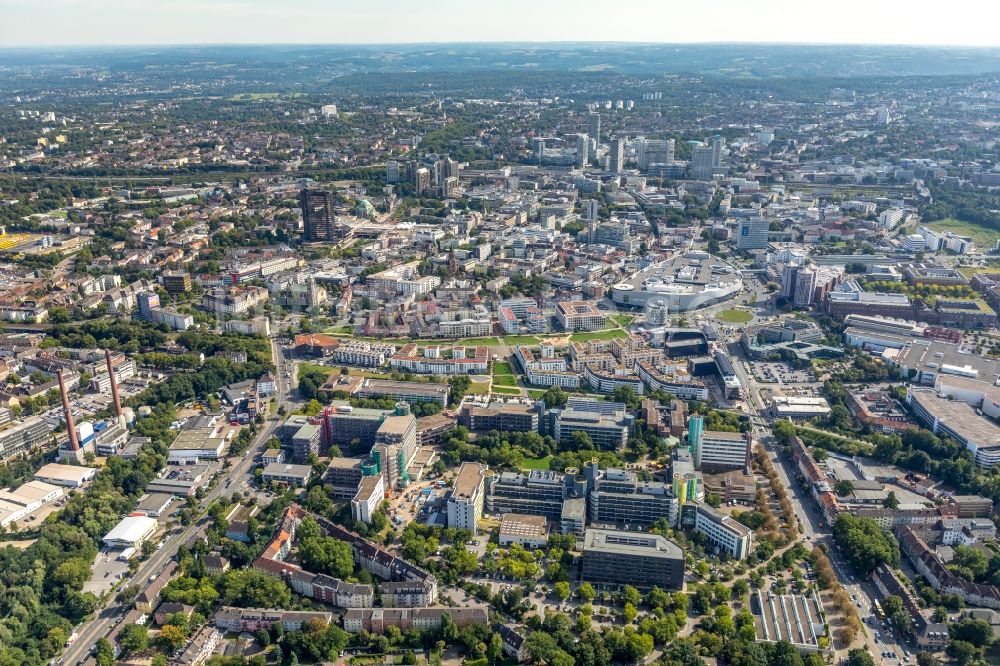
top-left (61, 334), bottom-right (298, 666)
top-left (738, 342), bottom-right (909, 665)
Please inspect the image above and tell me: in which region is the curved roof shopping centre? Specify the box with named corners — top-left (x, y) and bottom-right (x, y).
top-left (611, 251), bottom-right (743, 312)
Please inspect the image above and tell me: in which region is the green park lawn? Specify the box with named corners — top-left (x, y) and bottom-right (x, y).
top-left (493, 361), bottom-right (514, 375)
top-left (298, 362), bottom-right (336, 376)
top-left (521, 455), bottom-right (554, 471)
top-left (467, 381), bottom-right (491, 395)
top-left (569, 329), bottom-right (629, 342)
top-left (492, 374), bottom-right (518, 388)
top-left (502, 335), bottom-right (541, 345)
top-left (715, 309), bottom-right (754, 324)
top-left (491, 386), bottom-right (521, 395)
top-left (610, 314), bottom-right (635, 328)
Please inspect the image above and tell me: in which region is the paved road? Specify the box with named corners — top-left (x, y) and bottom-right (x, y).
top-left (747, 391), bottom-right (909, 665)
top-left (61, 334), bottom-right (297, 666)
top-left (730, 314), bottom-right (912, 665)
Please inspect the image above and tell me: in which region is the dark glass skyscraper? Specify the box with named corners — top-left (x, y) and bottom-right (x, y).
top-left (299, 188), bottom-right (336, 241)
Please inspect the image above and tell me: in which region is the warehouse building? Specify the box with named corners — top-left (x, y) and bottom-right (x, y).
top-left (167, 421), bottom-right (228, 464)
top-left (34, 463), bottom-right (96, 487)
top-left (103, 515), bottom-right (159, 549)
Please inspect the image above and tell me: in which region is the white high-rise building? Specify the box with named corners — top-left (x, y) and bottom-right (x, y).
top-left (793, 268), bottom-right (817, 307)
top-left (447, 462), bottom-right (487, 534)
top-left (576, 134), bottom-right (590, 167)
top-left (878, 208), bottom-right (904, 230)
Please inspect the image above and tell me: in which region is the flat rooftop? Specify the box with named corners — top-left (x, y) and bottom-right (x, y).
top-left (499, 513), bottom-right (549, 538)
top-left (169, 429), bottom-right (225, 451)
top-left (327, 402), bottom-right (391, 420)
top-left (703, 429), bottom-right (747, 441)
top-left (889, 338), bottom-right (1000, 380)
top-left (910, 389), bottom-right (1000, 447)
top-left (583, 528), bottom-right (683, 559)
top-left (556, 300), bottom-right (603, 316)
top-left (327, 456), bottom-right (364, 470)
top-left (355, 475), bottom-right (383, 501)
top-left (137, 493), bottom-right (174, 511)
top-left (363, 378), bottom-right (449, 397)
top-left (377, 414), bottom-right (414, 436)
top-left (34, 463), bottom-right (95, 482)
top-left (262, 463), bottom-right (312, 477)
top-left (629, 253), bottom-right (740, 289)
top-left (452, 462), bottom-right (485, 501)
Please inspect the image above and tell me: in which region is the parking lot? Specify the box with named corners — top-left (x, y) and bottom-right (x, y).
top-left (751, 361), bottom-right (817, 385)
top-left (85, 547), bottom-right (136, 595)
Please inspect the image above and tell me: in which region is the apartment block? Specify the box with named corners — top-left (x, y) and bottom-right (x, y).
top-left (447, 462), bottom-right (487, 534)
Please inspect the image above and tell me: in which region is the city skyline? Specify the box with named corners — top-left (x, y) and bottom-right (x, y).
top-left (1, 0), bottom-right (998, 47)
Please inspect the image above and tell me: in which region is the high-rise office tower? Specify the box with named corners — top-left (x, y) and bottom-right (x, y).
top-left (299, 188), bottom-right (337, 242)
top-left (588, 112), bottom-right (601, 143)
top-left (711, 135), bottom-right (724, 168)
top-left (793, 268), bottom-right (817, 307)
top-left (782, 263), bottom-right (800, 299)
top-left (637, 138), bottom-right (675, 171)
top-left (736, 218), bottom-right (769, 250)
top-left (687, 415), bottom-right (704, 468)
top-left (689, 145), bottom-right (714, 180)
top-left (386, 161), bottom-right (401, 183)
top-left (610, 138), bottom-right (625, 174)
top-left (413, 167), bottom-right (430, 195)
top-left (576, 134), bottom-right (590, 167)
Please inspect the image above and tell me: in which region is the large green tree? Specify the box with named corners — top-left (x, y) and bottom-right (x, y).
top-left (832, 514), bottom-right (899, 575)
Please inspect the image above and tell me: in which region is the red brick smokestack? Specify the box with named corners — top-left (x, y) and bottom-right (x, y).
top-left (106, 350), bottom-right (123, 420)
top-left (58, 369), bottom-right (79, 450)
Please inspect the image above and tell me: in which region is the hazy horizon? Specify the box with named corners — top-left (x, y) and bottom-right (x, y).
top-left (3, 40), bottom-right (1000, 51)
top-left (1, 0), bottom-right (998, 48)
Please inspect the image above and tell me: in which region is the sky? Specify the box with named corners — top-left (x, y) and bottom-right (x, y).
top-left (1, 0), bottom-right (998, 48)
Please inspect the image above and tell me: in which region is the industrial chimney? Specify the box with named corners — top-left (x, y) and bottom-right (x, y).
top-left (105, 349), bottom-right (125, 428)
top-left (58, 369), bottom-right (79, 451)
